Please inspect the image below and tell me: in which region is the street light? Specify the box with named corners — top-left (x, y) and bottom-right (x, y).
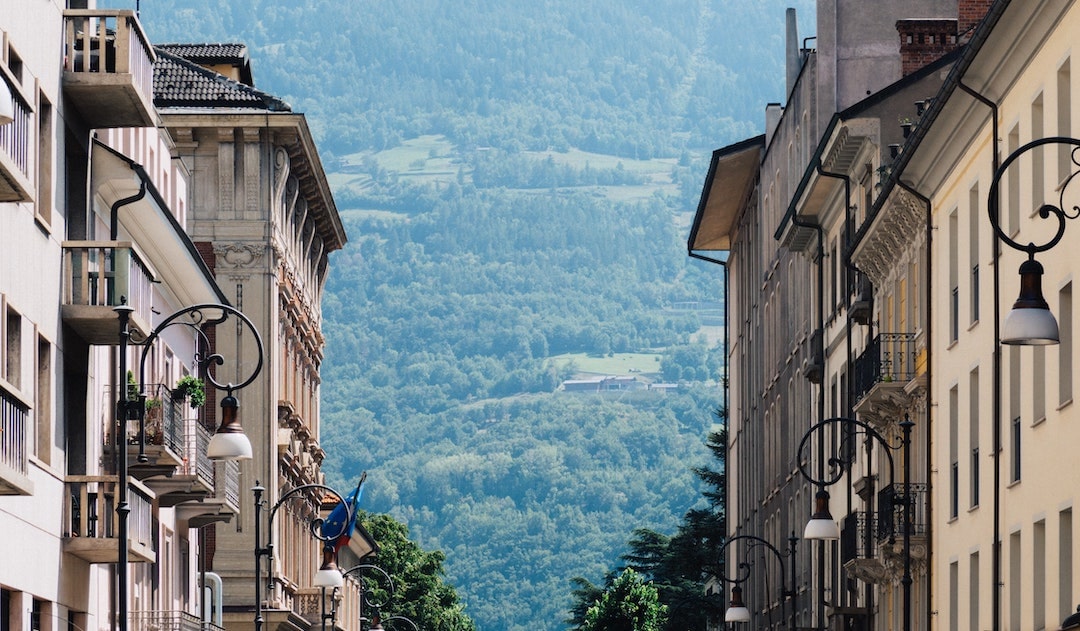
top-left (986, 136), bottom-right (1080, 344)
top-left (115, 302), bottom-right (262, 631)
top-left (716, 533), bottom-right (798, 630)
top-left (322, 563), bottom-right (419, 631)
top-left (796, 415), bottom-right (914, 631)
top-left (253, 482), bottom-right (355, 631)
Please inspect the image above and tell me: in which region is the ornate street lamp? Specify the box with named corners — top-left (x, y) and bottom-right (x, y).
top-left (115, 302), bottom-right (262, 631)
top-left (716, 534), bottom-right (798, 630)
top-left (796, 415), bottom-right (914, 631)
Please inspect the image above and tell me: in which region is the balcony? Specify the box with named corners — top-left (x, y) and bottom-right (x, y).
top-left (852, 333), bottom-right (918, 431)
top-left (0, 65), bottom-right (33, 202)
top-left (63, 475), bottom-right (155, 563)
top-left (840, 483), bottom-right (929, 584)
top-left (61, 241), bottom-right (154, 344)
top-left (62, 10), bottom-right (156, 128)
top-left (0, 385), bottom-right (33, 495)
top-left (130, 610), bottom-right (224, 631)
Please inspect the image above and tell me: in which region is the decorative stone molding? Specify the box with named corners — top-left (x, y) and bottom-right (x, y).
top-left (852, 187), bottom-right (926, 285)
top-left (214, 242), bottom-right (267, 270)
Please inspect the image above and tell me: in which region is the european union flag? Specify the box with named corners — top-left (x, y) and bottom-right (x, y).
top-left (321, 472), bottom-right (366, 552)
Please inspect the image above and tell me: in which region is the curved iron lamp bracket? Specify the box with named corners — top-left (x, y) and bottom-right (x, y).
top-left (797, 416), bottom-right (900, 489)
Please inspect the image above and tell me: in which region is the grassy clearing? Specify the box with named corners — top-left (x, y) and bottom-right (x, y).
top-left (550, 352), bottom-right (663, 377)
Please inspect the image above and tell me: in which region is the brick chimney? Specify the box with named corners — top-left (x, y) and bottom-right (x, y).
top-left (897, 19), bottom-right (958, 76)
top-left (958, 0), bottom-right (995, 41)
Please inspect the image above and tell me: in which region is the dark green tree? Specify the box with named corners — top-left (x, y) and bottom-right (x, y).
top-left (359, 512), bottom-right (475, 631)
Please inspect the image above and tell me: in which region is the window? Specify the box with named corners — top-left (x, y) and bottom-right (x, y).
top-left (1062, 509), bottom-right (1073, 623)
top-left (969, 183), bottom-right (980, 324)
top-left (951, 384), bottom-right (959, 518)
top-left (1034, 346), bottom-right (1046, 422)
top-left (1010, 531), bottom-right (1022, 630)
top-left (36, 336), bottom-right (51, 465)
top-left (1007, 126), bottom-right (1020, 235)
top-left (5, 304), bottom-right (22, 390)
top-left (970, 368), bottom-right (980, 507)
top-left (950, 561), bottom-right (959, 631)
top-left (1058, 58), bottom-right (1072, 180)
top-left (1011, 415), bottom-right (1021, 483)
top-left (1061, 283), bottom-right (1073, 405)
top-left (970, 551), bottom-right (980, 631)
top-left (950, 208), bottom-right (959, 342)
top-left (36, 93), bottom-right (53, 227)
top-left (1032, 94), bottom-right (1046, 210)
top-left (1035, 520), bottom-right (1046, 630)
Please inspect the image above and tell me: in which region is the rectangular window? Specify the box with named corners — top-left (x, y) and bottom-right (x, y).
top-left (37, 93), bottom-right (53, 227)
top-left (1008, 126), bottom-right (1021, 234)
top-left (1010, 531), bottom-right (1022, 630)
top-left (970, 183), bottom-right (980, 324)
top-left (1059, 58), bottom-right (1072, 181)
top-left (1062, 283), bottom-right (1073, 405)
top-left (1033, 94), bottom-right (1046, 210)
top-left (5, 305), bottom-right (22, 390)
top-left (970, 551), bottom-right (980, 631)
top-left (950, 561), bottom-right (959, 631)
top-left (1011, 416), bottom-right (1022, 483)
top-left (1035, 520), bottom-right (1046, 630)
top-left (36, 336), bottom-right (51, 465)
top-left (951, 384), bottom-right (959, 518)
top-left (970, 367), bottom-right (980, 507)
top-left (1062, 509), bottom-right (1074, 623)
top-left (950, 209), bottom-right (959, 341)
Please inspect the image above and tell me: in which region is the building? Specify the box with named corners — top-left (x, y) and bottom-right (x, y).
top-left (689, 2), bottom-right (980, 631)
top-left (871, 1), bottom-right (1080, 629)
top-left (0, 4), bottom-right (367, 631)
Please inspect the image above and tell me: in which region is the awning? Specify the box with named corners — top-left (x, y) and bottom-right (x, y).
top-left (688, 135), bottom-right (765, 252)
top-left (91, 139), bottom-right (228, 307)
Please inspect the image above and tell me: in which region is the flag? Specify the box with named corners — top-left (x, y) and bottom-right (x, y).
top-left (321, 472), bottom-right (366, 552)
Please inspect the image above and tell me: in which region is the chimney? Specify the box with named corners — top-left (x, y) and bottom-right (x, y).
top-left (897, 19), bottom-right (958, 77)
top-left (958, 0), bottom-right (994, 41)
top-left (786, 8), bottom-right (800, 97)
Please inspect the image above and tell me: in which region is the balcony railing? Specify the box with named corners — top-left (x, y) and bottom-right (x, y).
top-left (130, 610), bottom-right (224, 631)
top-left (0, 385), bottom-right (33, 495)
top-left (852, 333), bottom-right (917, 404)
top-left (62, 9), bottom-right (156, 128)
top-left (219, 459), bottom-right (241, 513)
top-left (63, 475), bottom-right (155, 563)
top-left (877, 483), bottom-right (929, 541)
top-left (0, 65), bottom-right (33, 202)
top-left (840, 511), bottom-right (876, 566)
top-left (62, 241), bottom-right (154, 344)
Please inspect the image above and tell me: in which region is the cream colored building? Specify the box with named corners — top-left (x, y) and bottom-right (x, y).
top-left (873, 0), bottom-right (1080, 629)
top-left (0, 4), bottom-right (367, 631)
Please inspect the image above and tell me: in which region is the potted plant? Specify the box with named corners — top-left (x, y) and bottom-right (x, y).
top-left (144, 396), bottom-right (163, 444)
top-left (174, 375), bottom-right (207, 409)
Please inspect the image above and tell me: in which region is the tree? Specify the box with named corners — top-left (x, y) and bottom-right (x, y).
top-left (581, 568), bottom-right (667, 631)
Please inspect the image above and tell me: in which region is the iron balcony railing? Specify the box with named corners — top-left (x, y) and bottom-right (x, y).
top-left (219, 459), bottom-right (241, 512)
top-left (852, 332), bottom-right (917, 403)
top-left (0, 385), bottom-right (29, 477)
top-left (877, 483), bottom-right (929, 541)
top-left (130, 610), bottom-right (224, 631)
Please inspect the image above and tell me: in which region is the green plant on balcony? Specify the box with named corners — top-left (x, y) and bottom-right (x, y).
top-left (173, 375), bottom-right (206, 409)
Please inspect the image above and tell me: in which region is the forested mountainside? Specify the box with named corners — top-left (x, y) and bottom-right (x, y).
top-left (120, 1), bottom-right (815, 629)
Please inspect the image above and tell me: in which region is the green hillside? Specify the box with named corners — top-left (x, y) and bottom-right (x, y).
top-left (118, 1), bottom-right (815, 629)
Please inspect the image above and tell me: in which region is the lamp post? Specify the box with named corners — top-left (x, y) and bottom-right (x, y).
top-left (796, 415), bottom-right (914, 631)
top-left (716, 533), bottom-right (798, 631)
top-left (253, 482), bottom-right (352, 631)
top-left (985, 136), bottom-right (1080, 631)
top-left (115, 302), bottom-right (261, 631)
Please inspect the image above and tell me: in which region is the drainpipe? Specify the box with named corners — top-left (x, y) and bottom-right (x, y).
top-left (896, 178), bottom-right (932, 631)
top-left (788, 210), bottom-right (826, 631)
top-left (819, 161), bottom-right (875, 626)
top-left (109, 176), bottom-right (147, 241)
top-left (958, 80), bottom-right (1001, 631)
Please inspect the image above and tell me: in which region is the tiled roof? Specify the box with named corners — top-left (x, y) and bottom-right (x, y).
top-left (153, 47), bottom-right (290, 111)
top-left (156, 43), bottom-right (249, 65)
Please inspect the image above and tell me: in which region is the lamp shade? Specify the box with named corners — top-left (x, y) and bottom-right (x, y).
top-left (1002, 257), bottom-right (1060, 345)
top-left (804, 489), bottom-right (841, 540)
top-left (207, 394), bottom-right (253, 460)
top-left (313, 545), bottom-right (344, 588)
top-left (725, 585), bottom-right (751, 623)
